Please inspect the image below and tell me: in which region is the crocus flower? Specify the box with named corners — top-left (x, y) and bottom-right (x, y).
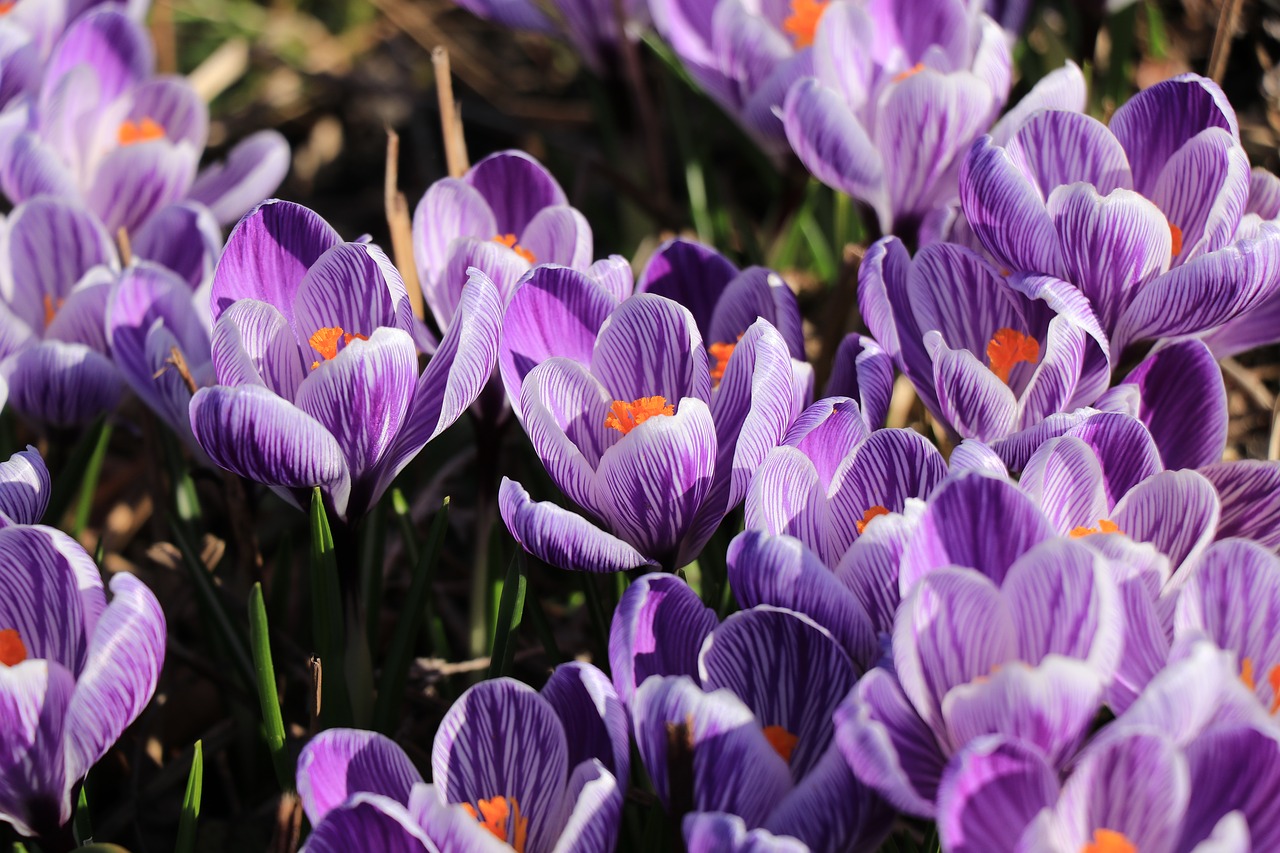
top-left (297, 663), bottom-right (628, 852)
top-left (833, 473), bottom-right (1123, 817)
top-left (1203, 170), bottom-right (1280, 358)
top-left (0, 196), bottom-right (124, 427)
top-left (498, 291), bottom-right (801, 572)
top-left (744, 396), bottom-right (946, 570)
top-left (648, 0), bottom-right (821, 152)
top-left (0, 524), bottom-right (165, 840)
top-left (858, 236), bottom-right (1113, 468)
top-left (782, 0), bottom-right (1011, 235)
top-left (961, 73), bottom-right (1280, 359)
top-left (614, 573), bottom-right (894, 852)
top-left (189, 199), bottom-right (502, 521)
top-left (2, 8), bottom-right (289, 235)
top-left (498, 238), bottom-right (808, 420)
top-left (452, 0), bottom-right (646, 72)
top-left (413, 150), bottom-right (593, 335)
top-left (936, 641), bottom-right (1280, 852)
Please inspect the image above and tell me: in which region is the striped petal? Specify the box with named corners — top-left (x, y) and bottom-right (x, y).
top-left (1199, 461), bottom-right (1280, 550)
top-left (590, 293), bottom-right (709, 406)
top-left (187, 130), bottom-right (291, 227)
top-left (0, 660), bottom-right (74, 838)
top-left (1110, 470), bottom-right (1220, 576)
top-left (635, 239), bottom-right (738, 341)
top-left (3, 340), bottom-right (122, 428)
top-left (499, 477), bottom-right (654, 574)
top-left (550, 760), bottom-right (623, 853)
top-left (936, 735), bottom-right (1058, 853)
top-left (541, 662), bottom-right (629, 784)
top-left (463, 150), bottom-right (567, 237)
top-left (608, 573), bottom-right (717, 704)
top-left (0, 446), bottom-right (48, 526)
top-left (301, 793), bottom-right (433, 853)
top-left (210, 299), bottom-right (307, 400)
top-left (296, 728), bottom-right (423, 825)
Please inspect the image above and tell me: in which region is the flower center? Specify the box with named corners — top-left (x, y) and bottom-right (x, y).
top-left (604, 396), bottom-right (675, 435)
top-left (1168, 221), bottom-right (1183, 259)
top-left (118, 117), bottom-right (166, 146)
top-left (892, 63), bottom-right (927, 83)
top-left (308, 326), bottom-right (369, 369)
top-left (493, 234), bottom-right (536, 265)
top-left (0, 628), bottom-right (27, 666)
top-left (782, 0), bottom-right (829, 49)
top-left (1069, 519), bottom-right (1122, 538)
top-left (708, 339), bottom-right (739, 387)
top-left (0, 2), bottom-right (15, 15)
top-left (462, 796), bottom-right (528, 851)
top-left (1080, 829), bottom-right (1136, 853)
top-left (42, 293), bottom-right (65, 329)
top-left (762, 725), bottom-right (799, 763)
top-left (986, 328), bottom-right (1040, 384)
top-left (1239, 657), bottom-right (1280, 715)
top-left (856, 505), bottom-right (890, 535)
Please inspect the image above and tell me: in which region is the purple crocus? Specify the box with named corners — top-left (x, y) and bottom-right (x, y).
top-left (2, 7), bottom-right (289, 235)
top-left (613, 573), bottom-right (894, 852)
top-left (0, 523), bottom-right (165, 840)
top-left (858, 235), bottom-right (1114, 467)
top-left (781, 0), bottom-right (1010, 235)
top-left (498, 290), bottom-right (801, 572)
top-left (745, 396), bottom-right (946, 570)
top-left (936, 641), bottom-right (1280, 852)
top-left (833, 473), bottom-right (1123, 817)
top-left (961, 73), bottom-right (1280, 359)
top-left (189, 199), bottom-right (502, 521)
top-left (498, 238), bottom-right (808, 422)
top-left (297, 662), bottom-right (628, 852)
top-left (452, 0), bottom-right (646, 72)
top-left (414, 150), bottom-right (593, 335)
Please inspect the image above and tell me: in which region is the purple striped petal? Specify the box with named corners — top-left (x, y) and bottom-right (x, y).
top-left (0, 527), bottom-right (94, 674)
top-left (1019, 436), bottom-right (1109, 535)
top-left (0, 660), bottom-right (74, 837)
top-left (586, 256), bottom-right (633, 304)
top-left (0, 446), bottom-right (48, 525)
top-left (130, 201), bottom-right (222, 289)
top-left (608, 573), bottom-right (717, 704)
top-left (431, 678), bottom-right (569, 853)
top-left (783, 397), bottom-right (872, 488)
top-left (62, 572), bottom-right (164, 785)
top-left (296, 728), bottom-right (423, 825)
top-left (301, 793), bottom-right (434, 853)
top-left (706, 267), bottom-right (804, 361)
top-left (960, 136), bottom-right (1061, 276)
top-left (291, 241), bottom-right (410, 351)
top-left (3, 341), bottom-right (122, 427)
top-left (936, 735), bottom-right (1057, 853)
top-left (925, 332), bottom-right (1018, 442)
top-left (635, 239), bottom-right (738, 340)
top-left (836, 502), bottom-right (922, 635)
top-left (762, 742), bottom-right (896, 853)
top-left (1150, 129), bottom-right (1249, 263)
top-left (552, 760), bottom-right (623, 853)
top-left (1110, 470), bottom-right (1220, 575)
top-left (631, 675), bottom-right (793, 826)
top-left (412, 177), bottom-right (497, 299)
top-left (825, 335), bottom-right (894, 430)
top-left (187, 130), bottom-right (291, 226)
top-left (210, 299), bottom-right (307, 399)
top-left (405, 784), bottom-right (510, 853)
top-left (1199, 461), bottom-right (1280, 550)
top-left (783, 78), bottom-right (884, 223)
top-left (699, 606), bottom-right (856, 779)
top-left (189, 383), bottom-right (351, 513)
top-left (1061, 412), bottom-right (1162, 504)
top-left (1181, 725), bottom-right (1280, 851)
top-left (499, 265), bottom-right (616, 418)
top-left (988, 61), bottom-right (1086, 145)
top-left (1004, 109), bottom-right (1132, 198)
top-left (540, 662), bottom-right (629, 783)
top-left (833, 667), bottom-right (946, 817)
top-left (85, 141), bottom-right (199, 235)
top-left (590, 293), bottom-right (709, 405)
top-left (520, 206), bottom-right (593, 271)
top-left (210, 199), bottom-right (341, 324)
top-left (464, 150), bottom-right (567, 237)
top-left (1115, 339), bottom-right (1227, 471)
top-left (685, 812), bottom-right (807, 853)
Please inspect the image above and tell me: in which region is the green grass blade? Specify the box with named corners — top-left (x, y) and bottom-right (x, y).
top-left (248, 583), bottom-right (292, 791)
top-left (175, 740), bottom-right (203, 853)
top-left (309, 488), bottom-right (351, 728)
top-left (169, 520), bottom-right (255, 690)
top-left (488, 554), bottom-right (527, 678)
top-left (71, 421), bottom-right (113, 538)
top-left (41, 415), bottom-right (108, 528)
top-left (373, 497), bottom-right (450, 733)
top-left (73, 781), bottom-right (91, 845)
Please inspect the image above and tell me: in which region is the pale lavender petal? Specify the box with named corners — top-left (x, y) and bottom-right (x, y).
top-left (0, 660), bottom-right (74, 838)
top-left (936, 736), bottom-right (1058, 853)
top-left (0, 446), bottom-right (48, 525)
top-left (3, 341), bottom-right (122, 427)
top-left (296, 728), bottom-right (423, 825)
top-left (825, 334), bottom-right (894, 430)
top-left (520, 206), bottom-right (593, 272)
top-left (464, 150), bottom-right (567, 237)
top-left (187, 130), bottom-right (291, 226)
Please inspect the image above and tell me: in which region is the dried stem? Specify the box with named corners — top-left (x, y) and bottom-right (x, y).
top-left (432, 47), bottom-right (470, 178)
top-left (1207, 0), bottom-right (1246, 83)
top-left (385, 129), bottom-right (424, 319)
top-left (116, 227), bottom-right (133, 267)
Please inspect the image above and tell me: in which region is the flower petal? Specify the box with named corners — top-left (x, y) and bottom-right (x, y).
top-left (0, 446), bottom-right (49, 526)
top-left (936, 735), bottom-right (1058, 853)
top-left (296, 728), bottom-right (423, 825)
top-left (187, 130), bottom-right (291, 226)
top-left (301, 792), bottom-right (433, 853)
top-left (1198, 460), bottom-right (1280, 549)
top-left (608, 573), bottom-right (718, 704)
top-left (825, 335), bottom-right (895, 430)
top-left (0, 660), bottom-right (74, 838)
top-left (3, 341), bottom-right (122, 428)
top-left (540, 662), bottom-right (630, 784)
top-left (1114, 339), bottom-right (1227, 471)
top-left (520, 205), bottom-right (593, 272)
top-left (1110, 470), bottom-right (1220, 575)
top-left (635, 239), bottom-right (739, 340)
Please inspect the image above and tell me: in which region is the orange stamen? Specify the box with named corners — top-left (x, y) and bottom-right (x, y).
top-left (986, 327), bottom-right (1040, 384)
top-left (1069, 519), bottom-right (1122, 538)
top-left (117, 117), bottom-right (165, 146)
top-left (308, 326), bottom-right (368, 369)
top-left (1080, 828), bottom-right (1136, 853)
top-left (1168, 221), bottom-right (1183, 259)
top-left (708, 338), bottom-right (740, 387)
top-left (0, 2), bottom-right (15, 15)
top-left (604, 396), bottom-right (675, 435)
top-left (763, 725), bottom-right (799, 763)
top-left (893, 63), bottom-right (927, 83)
top-left (0, 628), bottom-right (26, 666)
top-left (493, 233), bottom-right (537, 265)
top-left (782, 0), bottom-right (829, 49)
top-left (856, 505), bottom-right (890, 535)
top-left (42, 293), bottom-right (65, 328)
top-left (461, 797), bottom-right (527, 851)
top-left (1242, 657), bottom-right (1257, 692)
top-left (1268, 664), bottom-right (1280, 715)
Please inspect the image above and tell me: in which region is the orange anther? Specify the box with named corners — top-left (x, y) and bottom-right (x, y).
top-left (604, 396), bottom-right (675, 435)
top-left (1080, 828), bottom-right (1136, 853)
top-left (893, 63), bottom-right (927, 83)
top-left (0, 2), bottom-right (16, 15)
top-left (42, 293), bottom-right (65, 328)
top-left (708, 340), bottom-right (738, 386)
top-left (782, 0), bottom-right (829, 49)
top-left (1169, 221), bottom-right (1183, 259)
top-left (1069, 519), bottom-right (1122, 538)
top-left (462, 796), bottom-right (527, 851)
top-left (0, 628), bottom-right (26, 666)
top-left (493, 233), bottom-right (537, 265)
top-left (763, 725), bottom-right (799, 763)
top-left (117, 117), bottom-right (165, 146)
top-left (308, 326), bottom-right (368, 369)
top-left (1268, 664), bottom-right (1280, 715)
top-left (986, 327), bottom-right (1040, 384)
top-left (856, 505), bottom-right (890, 535)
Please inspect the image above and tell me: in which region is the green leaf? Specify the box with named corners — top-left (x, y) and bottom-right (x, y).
top-left (70, 420), bottom-right (113, 538)
top-left (309, 488), bottom-right (351, 728)
top-left (169, 520), bottom-right (255, 690)
top-left (248, 583), bottom-right (292, 791)
top-left (373, 497), bottom-right (450, 733)
top-left (41, 415), bottom-right (109, 528)
top-left (175, 740), bottom-right (203, 853)
top-left (488, 554), bottom-right (528, 678)
top-left (73, 780), bottom-right (92, 845)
